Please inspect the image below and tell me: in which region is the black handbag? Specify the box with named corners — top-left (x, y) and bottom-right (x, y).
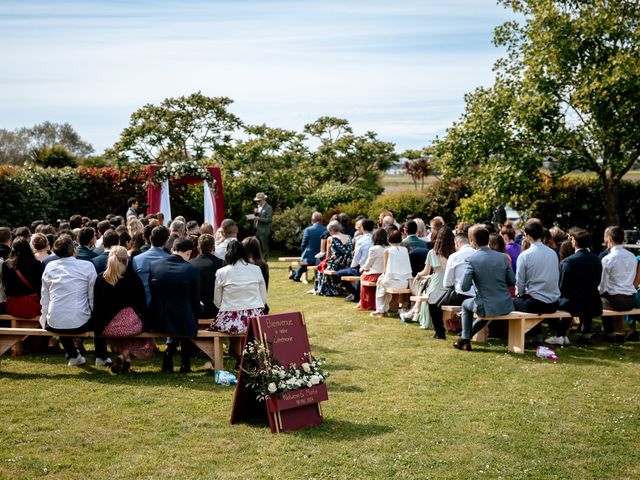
top-left (427, 286), bottom-right (457, 306)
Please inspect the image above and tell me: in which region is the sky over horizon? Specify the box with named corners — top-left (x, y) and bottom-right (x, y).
top-left (0, 0), bottom-right (516, 154)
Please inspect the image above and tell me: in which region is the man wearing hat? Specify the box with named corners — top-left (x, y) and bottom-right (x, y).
top-left (253, 192), bottom-right (273, 260)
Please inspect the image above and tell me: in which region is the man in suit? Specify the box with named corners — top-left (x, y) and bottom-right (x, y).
top-left (454, 225), bottom-right (515, 351)
top-left (149, 237), bottom-right (201, 373)
top-left (292, 211), bottom-right (327, 282)
top-left (545, 228), bottom-right (602, 345)
top-left (90, 230), bottom-right (120, 275)
top-left (76, 227), bottom-right (98, 261)
top-left (253, 192), bottom-right (273, 260)
top-left (190, 233), bottom-right (223, 319)
top-left (401, 221), bottom-right (428, 250)
top-left (132, 225), bottom-right (170, 304)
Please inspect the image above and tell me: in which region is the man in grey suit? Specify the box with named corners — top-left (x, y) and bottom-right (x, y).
top-left (454, 225), bottom-right (516, 351)
top-left (253, 192), bottom-right (273, 260)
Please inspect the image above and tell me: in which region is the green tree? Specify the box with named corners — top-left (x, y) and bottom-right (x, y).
top-left (435, 0), bottom-right (640, 224)
top-left (107, 92), bottom-right (242, 165)
top-left (302, 116), bottom-right (397, 194)
top-left (32, 145), bottom-right (78, 168)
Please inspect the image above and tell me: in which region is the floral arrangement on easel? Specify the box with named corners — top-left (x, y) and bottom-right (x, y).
top-left (241, 340), bottom-right (329, 401)
top-left (151, 160), bottom-right (214, 185)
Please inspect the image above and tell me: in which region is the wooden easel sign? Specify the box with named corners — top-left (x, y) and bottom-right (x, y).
top-left (230, 312), bottom-right (328, 433)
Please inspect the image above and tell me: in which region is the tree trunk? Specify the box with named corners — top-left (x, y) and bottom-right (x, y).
top-left (603, 177), bottom-right (620, 226)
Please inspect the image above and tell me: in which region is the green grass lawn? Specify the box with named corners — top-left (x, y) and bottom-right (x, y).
top-left (2, 262), bottom-right (640, 479)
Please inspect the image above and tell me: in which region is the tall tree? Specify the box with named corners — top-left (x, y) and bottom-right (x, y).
top-left (107, 92), bottom-right (242, 165)
top-left (435, 0), bottom-right (640, 224)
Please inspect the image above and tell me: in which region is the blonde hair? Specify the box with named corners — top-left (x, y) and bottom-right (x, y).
top-left (414, 218), bottom-right (427, 237)
top-left (127, 218), bottom-right (144, 236)
top-left (103, 246), bottom-right (128, 286)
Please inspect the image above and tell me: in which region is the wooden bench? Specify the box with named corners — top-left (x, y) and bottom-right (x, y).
top-left (278, 256), bottom-right (301, 262)
top-left (0, 318), bottom-right (244, 372)
top-left (440, 306), bottom-right (640, 354)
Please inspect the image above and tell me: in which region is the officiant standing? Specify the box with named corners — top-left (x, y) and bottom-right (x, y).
top-left (252, 192), bottom-right (273, 260)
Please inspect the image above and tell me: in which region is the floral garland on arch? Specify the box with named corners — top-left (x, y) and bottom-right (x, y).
top-left (241, 340), bottom-right (329, 401)
top-left (151, 160), bottom-right (214, 186)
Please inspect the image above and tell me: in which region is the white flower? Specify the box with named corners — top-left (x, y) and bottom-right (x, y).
top-left (278, 370), bottom-right (286, 379)
top-left (301, 362), bottom-right (311, 373)
top-left (267, 382), bottom-right (277, 394)
top-left (311, 375), bottom-right (321, 385)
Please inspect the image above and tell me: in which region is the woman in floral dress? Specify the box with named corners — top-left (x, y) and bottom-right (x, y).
top-left (317, 221), bottom-right (353, 296)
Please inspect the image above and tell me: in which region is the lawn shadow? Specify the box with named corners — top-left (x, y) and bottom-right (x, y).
top-left (291, 418), bottom-right (393, 441)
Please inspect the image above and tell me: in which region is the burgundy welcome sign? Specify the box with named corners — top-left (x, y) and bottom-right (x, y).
top-left (230, 312), bottom-right (328, 433)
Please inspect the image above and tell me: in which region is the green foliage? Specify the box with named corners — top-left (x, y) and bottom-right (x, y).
top-left (304, 182), bottom-right (374, 212)
top-left (454, 192), bottom-right (493, 223)
top-left (0, 166), bottom-right (146, 227)
top-left (107, 92), bottom-right (242, 165)
top-left (271, 204), bottom-right (316, 252)
top-left (435, 0), bottom-right (640, 224)
top-left (32, 145), bottom-right (78, 168)
top-left (365, 192), bottom-right (429, 223)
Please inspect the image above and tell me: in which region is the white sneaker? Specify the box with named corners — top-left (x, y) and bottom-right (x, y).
top-left (544, 336), bottom-right (565, 346)
top-left (95, 357), bottom-right (113, 367)
top-left (68, 355), bottom-right (86, 366)
top-left (563, 336), bottom-right (571, 345)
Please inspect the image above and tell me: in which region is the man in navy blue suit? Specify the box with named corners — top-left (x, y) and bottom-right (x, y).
top-left (546, 228), bottom-right (602, 345)
top-left (148, 237), bottom-right (201, 373)
top-left (133, 226), bottom-right (170, 304)
top-left (291, 212), bottom-right (327, 282)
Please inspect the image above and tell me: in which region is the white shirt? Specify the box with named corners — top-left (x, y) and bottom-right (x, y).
top-left (362, 245), bottom-right (385, 274)
top-left (516, 241), bottom-right (560, 303)
top-left (214, 237), bottom-right (237, 261)
top-left (351, 233), bottom-right (372, 269)
top-left (40, 257), bottom-right (96, 329)
top-left (443, 244), bottom-right (476, 296)
top-left (599, 245), bottom-right (637, 296)
top-left (214, 261), bottom-right (268, 311)
top-left (385, 245), bottom-right (412, 281)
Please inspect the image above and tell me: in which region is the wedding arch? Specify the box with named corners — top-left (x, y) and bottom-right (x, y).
top-left (145, 163), bottom-right (225, 229)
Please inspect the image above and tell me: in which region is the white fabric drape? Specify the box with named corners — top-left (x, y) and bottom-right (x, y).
top-left (203, 180), bottom-right (217, 229)
top-left (159, 179), bottom-right (172, 226)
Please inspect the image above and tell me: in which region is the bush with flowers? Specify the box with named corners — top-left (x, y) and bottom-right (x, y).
top-left (241, 340), bottom-right (329, 401)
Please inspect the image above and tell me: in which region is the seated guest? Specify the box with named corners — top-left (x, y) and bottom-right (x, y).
top-left (558, 239), bottom-right (575, 262)
top-left (453, 225), bottom-right (515, 351)
top-left (359, 228), bottom-right (388, 311)
top-left (200, 223), bottom-right (214, 235)
top-left (2, 237), bottom-right (44, 318)
top-left (190, 234), bottom-right (223, 320)
top-left (128, 232), bottom-right (145, 258)
top-left (337, 218), bottom-right (374, 303)
top-left (139, 224), bottom-right (154, 253)
top-left (414, 218), bottom-right (429, 242)
top-left (514, 219), bottom-right (561, 344)
top-left (243, 236), bottom-right (269, 289)
top-left (401, 221), bottom-right (428, 250)
top-left (430, 233), bottom-right (476, 339)
top-left (291, 212), bottom-right (327, 282)
top-left (76, 227), bottom-right (98, 261)
top-left (41, 235), bottom-right (110, 366)
top-left (211, 240), bottom-right (267, 352)
top-left (0, 227), bottom-right (12, 259)
top-left (165, 220), bottom-right (185, 251)
top-left (426, 216), bottom-right (444, 243)
top-left (371, 229), bottom-right (412, 318)
top-left (317, 221), bottom-right (353, 296)
top-left (92, 246), bottom-right (154, 373)
top-left (215, 219), bottom-right (238, 260)
top-left (544, 228), bottom-right (602, 346)
top-left (91, 230), bottom-right (120, 276)
top-left (411, 227), bottom-right (455, 329)
top-left (148, 237), bottom-right (201, 373)
top-left (31, 233), bottom-right (51, 262)
top-left (93, 220), bottom-right (112, 254)
top-left (599, 226), bottom-right (638, 341)
top-left (132, 226), bottom-right (170, 304)
top-left (501, 224), bottom-right (521, 273)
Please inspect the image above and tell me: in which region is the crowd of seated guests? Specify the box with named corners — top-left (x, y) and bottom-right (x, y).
top-left (287, 209), bottom-right (640, 350)
top-left (0, 211), bottom-right (269, 373)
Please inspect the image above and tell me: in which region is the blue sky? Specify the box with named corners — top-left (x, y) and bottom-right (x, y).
top-left (0, 0), bottom-right (516, 154)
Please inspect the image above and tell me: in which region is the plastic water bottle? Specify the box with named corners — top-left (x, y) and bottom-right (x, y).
top-left (536, 346), bottom-right (559, 361)
top-left (214, 370), bottom-right (238, 385)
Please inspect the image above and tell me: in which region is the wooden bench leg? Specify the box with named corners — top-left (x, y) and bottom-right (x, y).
top-left (612, 316), bottom-right (626, 334)
top-left (472, 321), bottom-right (490, 343)
top-left (508, 318), bottom-right (526, 354)
top-left (190, 338), bottom-right (218, 369)
top-left (0, 335), bottom-right (26, 365)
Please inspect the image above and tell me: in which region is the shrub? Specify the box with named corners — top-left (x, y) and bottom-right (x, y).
top-left (33, 145), bottom-right (78, 168)
top-left (304, 182), bottom-right (374, 212)
top-left (271, 204), bottom-right (316, 252)
top-left (454, 192), bottom-right (493, 223)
